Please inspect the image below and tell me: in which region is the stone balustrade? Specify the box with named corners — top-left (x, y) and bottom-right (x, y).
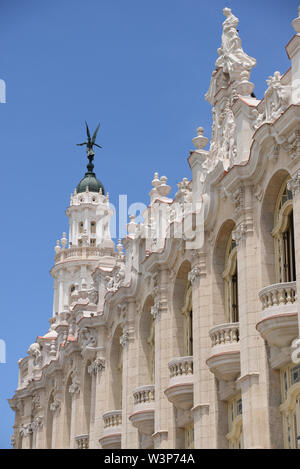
top-left (257, 282), bottom-right (298, 350)
top-left (259, 281), bottom-right (296, 311)
top-left (75, 434), bottom-right (89, 449)
top-left (133, 385), bottom-right (155, 405)
top-left (55, 246), bottom-right (103, 263)
top-left (168, 356), bottom-right (193, 378)
top-left (103, 410), bottom-right (122, 429)
top-left (130, 385), bottom-right (155, 436)
top-left (209, 322), bottom-right (240, 347)
top-left (207, 322), bottom-right (241, 381)
top-left (165, 357), bottom-right (194, 410)
top-left (100, 410), bottom-right (122, 449)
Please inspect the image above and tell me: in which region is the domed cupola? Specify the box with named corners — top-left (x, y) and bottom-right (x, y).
top-left (76, 121), bottom-right (105, 194)
top-left (76, 169), bottom-right (105, 194)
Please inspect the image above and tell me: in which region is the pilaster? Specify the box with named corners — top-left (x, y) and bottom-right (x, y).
top-left (121, 300), bottom-right (139, 448)
top-left (153, 268), bottom-right (174, 449)
top-left (233, 186), bottom-right (271, 448)
top-left (288, 170), bottom-right (300, 335)
top-left (190, 249), bottom-right (215, 448)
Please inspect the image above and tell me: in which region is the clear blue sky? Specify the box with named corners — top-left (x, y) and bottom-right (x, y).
top-left (0, 0), bottom-right (298, 449)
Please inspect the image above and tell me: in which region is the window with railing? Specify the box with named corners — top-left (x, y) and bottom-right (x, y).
top-left (280, 364), bottom-right (300, 449)
top-left (273, 177), bottom-right (295, 283)
top-left (227, 395), bottom-right (243, 449)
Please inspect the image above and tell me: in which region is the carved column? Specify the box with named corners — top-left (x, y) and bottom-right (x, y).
top-left (88, 356), bottom-right (105, 448)
top-left (91, 326), bottom-right (107, 448)
top-left (19, 396), bottom-right (33, 449)
top-left (31, 391), bottom-right (46, 448)
top-left (152, 268), bottom-right (174, 449)
top-left (50, 384), bottom-right (63, 449)
top-left (19, 422), bottom-right (32, 449)
top-left (31, 416), bottom-right (43, 449)
top-left (232, 186), bottom-right (271, 448)
top-left (190, 250), bottom-right (216, 448)
top-left (68, 369), bottom-right (81, 449)
top-left (120, 300), bottom-right (139, 448)
top-left (288, 171), bottom-right (300, 335)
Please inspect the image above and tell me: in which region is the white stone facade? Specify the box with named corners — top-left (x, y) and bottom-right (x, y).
top-left (9, 7), bottom-right (300, 449)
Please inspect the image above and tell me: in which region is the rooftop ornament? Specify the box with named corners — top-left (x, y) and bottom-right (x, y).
top-left (76, 122), bottom-right (105, 194)
top-left (77, 121), bottom-right (102, 172)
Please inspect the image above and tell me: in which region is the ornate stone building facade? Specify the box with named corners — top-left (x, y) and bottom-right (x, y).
top-left (9, 7), bottom-right (300, 449)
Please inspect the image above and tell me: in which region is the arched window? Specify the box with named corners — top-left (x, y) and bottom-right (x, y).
top-left (273, 178), bottom-right (295, 283)
top-left (79, 221), bottom-right (84, 234)
top-left (69, 285), bottom-right (75, 305)
top-left (90, 221), bottom-right (96, 234)
top-left (223, 231), bottom-right (239, 323)
top-left (226, 395), bottom-right (243, 449)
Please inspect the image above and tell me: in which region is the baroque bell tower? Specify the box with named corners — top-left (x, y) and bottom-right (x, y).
top-left (50, 123), bottom-right (116, 318)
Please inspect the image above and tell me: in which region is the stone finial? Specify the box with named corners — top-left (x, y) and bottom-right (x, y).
top-left (192, 127), bottom-right (208, 150)
top-left (156, 176), bottom-right (171, 197)
top-left (152, 172), bottom-right (160, 188)
top-left (292, 7), bottom-right (300, 33)
top-left (61, 232), bottom-right (67, 249)
top-left (54, 240), bottom-right (61, 254)
top-left (127, 215), bottom-right (137, 236)
top-left (117, 239), bottom-right (123, 256)
top-left (99, 187), bottom-right (103, 195)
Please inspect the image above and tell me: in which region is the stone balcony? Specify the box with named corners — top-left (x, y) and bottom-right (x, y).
top-left (164, 356), bottom-right (193, 410)
top-left (206, 322), bottom-right (240, 381)
top-left (99, 410), bottom-right (122, 449)
top-left (256, 282), bottom-right (298, 348)
top-left (55, 246), bottom-right (103, 264)
top-left (75, 434), bottom-right (89, 449)
top-left (129, 385), bottom-right (155, 436)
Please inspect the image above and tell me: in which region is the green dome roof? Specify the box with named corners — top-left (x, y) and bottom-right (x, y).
top-left (76, 171), bottom-right (105, 194)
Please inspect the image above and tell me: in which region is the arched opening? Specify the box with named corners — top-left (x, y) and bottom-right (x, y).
top-left (90, 221), bottom-right (96, 234)
top-left (273, 176), bottom-right (295, 283)
top-left (212, 220), bottom-right (236, 326)
top-left (172, 260), bottom-right (192, 357)
top-left (260, 169), bottom-right (292, 287)
top-left (69, 284), bottom-right (76, 305)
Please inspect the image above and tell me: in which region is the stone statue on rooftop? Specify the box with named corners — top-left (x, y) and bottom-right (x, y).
top-left (216, 7), bottom-right (256, 81)
top-left (77, 121), bottom-right (102, 157)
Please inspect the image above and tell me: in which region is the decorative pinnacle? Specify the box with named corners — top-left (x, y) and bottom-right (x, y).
top-left (77, 121), bottom-right (102, 173)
